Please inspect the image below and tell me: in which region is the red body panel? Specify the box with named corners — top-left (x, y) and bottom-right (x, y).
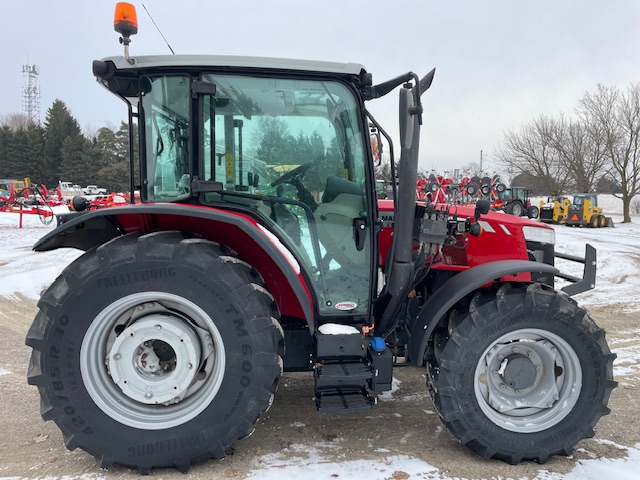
top-left (109, 205), bottom-right (312, 323)
top-left (378, 199), bottom-right (552, 282)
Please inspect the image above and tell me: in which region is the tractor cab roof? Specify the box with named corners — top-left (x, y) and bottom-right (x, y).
top-left (98, 54), bottom-right (366, 74)
top-left (93, 54), bottom-right (368, 99)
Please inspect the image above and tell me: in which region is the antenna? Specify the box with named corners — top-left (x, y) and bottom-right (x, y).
top-left (22, 61), bottom-right (41, 125)
top-left (141, 3), bottom-right (175, 54)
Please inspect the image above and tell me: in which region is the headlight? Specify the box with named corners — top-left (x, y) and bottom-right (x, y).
top-left (522, 225), bottom-right (556, 245)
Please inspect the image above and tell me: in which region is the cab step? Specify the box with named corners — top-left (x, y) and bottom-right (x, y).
top-left (315, 362), bottom-right (372, 390)
top-left (314, 360), bottom-right (374, 413)
top-left (315, 388), bottom-right (373, 413)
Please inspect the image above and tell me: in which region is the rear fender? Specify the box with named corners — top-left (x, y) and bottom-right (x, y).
top-left (34, 204), bottom-right (314, 330)
top-left (408, 260), bottom-right (559, 365)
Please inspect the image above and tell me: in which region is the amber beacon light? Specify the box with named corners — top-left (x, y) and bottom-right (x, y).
top-left (114, 3), bottom-right (138, 64)
top-left (114, 2), bottom-right (138, 37)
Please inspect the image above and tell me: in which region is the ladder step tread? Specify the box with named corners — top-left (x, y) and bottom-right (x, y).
top-left (316, 389), bottom-right (373, 413)
top-left (315, 362), bottom-right (371, 390)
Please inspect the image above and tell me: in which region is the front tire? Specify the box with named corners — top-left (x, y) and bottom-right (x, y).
top-left (26, 232), bottom-right (284, 473)
top-left (427, 283), bottom-right (616, 464)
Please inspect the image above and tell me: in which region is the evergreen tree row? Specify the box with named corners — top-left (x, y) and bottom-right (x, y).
top-left (0, 100), bottom-right (137, 193)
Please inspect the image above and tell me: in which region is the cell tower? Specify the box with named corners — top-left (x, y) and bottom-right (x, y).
top-left (22, 63), bottom-right (41, 125)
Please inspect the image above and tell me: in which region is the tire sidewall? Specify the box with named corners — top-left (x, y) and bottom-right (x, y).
top-left (440, 297), bottom-right (607, 450)
top-left (40, 252), bottom-right (276, 466)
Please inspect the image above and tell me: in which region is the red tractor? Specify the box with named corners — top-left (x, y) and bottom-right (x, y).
top-left (26, 3), bottom-right (615, 473)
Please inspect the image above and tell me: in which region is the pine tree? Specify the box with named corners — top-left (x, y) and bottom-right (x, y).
top-left (42, 100), bottom-right (84, 186)
top-left (3, 128), bottom-right (27, 179)
top-left (0, 126), bottom-right (11, 177)
top-left (58, 135), bottom-right (87, 185)
top-left (24, 124), bottom-right (45, 185)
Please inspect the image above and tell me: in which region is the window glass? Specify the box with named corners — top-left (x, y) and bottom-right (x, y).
top-left (200, 74), bottom-right (371, 316)
top-left (141, 76), bottom-right (191, 201)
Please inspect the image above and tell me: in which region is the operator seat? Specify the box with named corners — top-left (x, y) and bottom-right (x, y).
top-left (314, 175), bottom-right (364, 266)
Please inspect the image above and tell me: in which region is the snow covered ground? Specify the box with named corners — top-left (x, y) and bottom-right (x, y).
top-left (0, 195), bottom-right (639, 479)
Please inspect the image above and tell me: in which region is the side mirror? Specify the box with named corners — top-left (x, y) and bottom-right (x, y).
top-left (70, 196), bottom-right (91, 212)
top-left (370, 128), bottom-right (382, 166)
top-left (399, 87), bottom-right (414, 149)
top-left (253, 173), bottom-right (259, 188)
top-left (475, 199), bottom-right (491, 217)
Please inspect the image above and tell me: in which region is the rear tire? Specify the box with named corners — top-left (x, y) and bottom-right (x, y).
top-left (505, 201), bottom-right (523, 216)
top-left (427, 283), bottom-right (616, 464)
top-left (26, 232), bottom-right (284, 473)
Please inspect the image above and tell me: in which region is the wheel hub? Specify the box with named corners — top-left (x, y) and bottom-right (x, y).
top-left (108, 315), bottom-right (202, 404)
top-left (483, 339), bottom-right (561, 415)
top-left (502, 354), bottom-right (537, 390)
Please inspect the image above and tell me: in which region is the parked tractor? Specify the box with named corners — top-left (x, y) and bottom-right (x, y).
top-left (25, 3), bottom-right (616, 473)
top-left (539, 196), bottom-right (571, 224)
top-left (494, 186), bottom-right (539, 218)
top-left (565, 193), bottom-right (613, 228)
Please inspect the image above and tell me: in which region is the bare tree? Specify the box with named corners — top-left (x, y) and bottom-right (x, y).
top-left (0, 113), bottom-right (31, 131)
top-left (550, 114), bottom-right (608, 193)
top-left (495, 115), bottom-right (572, 195)
top-left (579, 84), bottom-right (640, 223)
top-left (462, 161), bottom-right (482, 178)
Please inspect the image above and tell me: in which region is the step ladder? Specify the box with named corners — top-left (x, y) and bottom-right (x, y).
top-left (314, 361), bottom-right (374, 413)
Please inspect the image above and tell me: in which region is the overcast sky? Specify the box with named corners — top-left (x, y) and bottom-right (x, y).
top-left (2, 0), bottom-right (640, 176)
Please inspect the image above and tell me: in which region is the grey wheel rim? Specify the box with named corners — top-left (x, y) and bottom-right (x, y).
top-left (512, 203), bottom-right (523, 216)
top-left (80, 292), bottom-right (226, 430)
top-left (474, 328), bottom-right (582, 433)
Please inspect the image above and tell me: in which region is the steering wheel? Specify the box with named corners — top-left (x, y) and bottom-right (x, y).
top-left (270, 162), bottom-right (315, 187)
top-left (270, 162), bottom-right (318, 210)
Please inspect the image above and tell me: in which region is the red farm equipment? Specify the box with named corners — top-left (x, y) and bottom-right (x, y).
top-left (0, 183), bottom-right (58, 225)
top-left (25, 3), bottom-right (615, 473)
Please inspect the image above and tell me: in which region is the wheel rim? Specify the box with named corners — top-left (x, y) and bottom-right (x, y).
top-left (474, 328), bottom-right (582, 433)
top-left (81, 292), bottom-right (226, 430)
top-left (512, 204), bottom-right (523, 216)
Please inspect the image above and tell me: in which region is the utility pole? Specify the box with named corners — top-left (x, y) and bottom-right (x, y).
top-left (479, 150), bottom-right (484, 176)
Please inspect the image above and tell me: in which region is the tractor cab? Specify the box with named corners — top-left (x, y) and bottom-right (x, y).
top-left (573, 193), bottom-right (598, 207)
top-left (127, 70), bottom-right (375, 316)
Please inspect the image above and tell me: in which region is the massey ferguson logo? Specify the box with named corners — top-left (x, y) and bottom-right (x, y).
top-left (379, 213), bottom-right (394, 228)
top-left (335, 301), bottom-right (358, 311)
